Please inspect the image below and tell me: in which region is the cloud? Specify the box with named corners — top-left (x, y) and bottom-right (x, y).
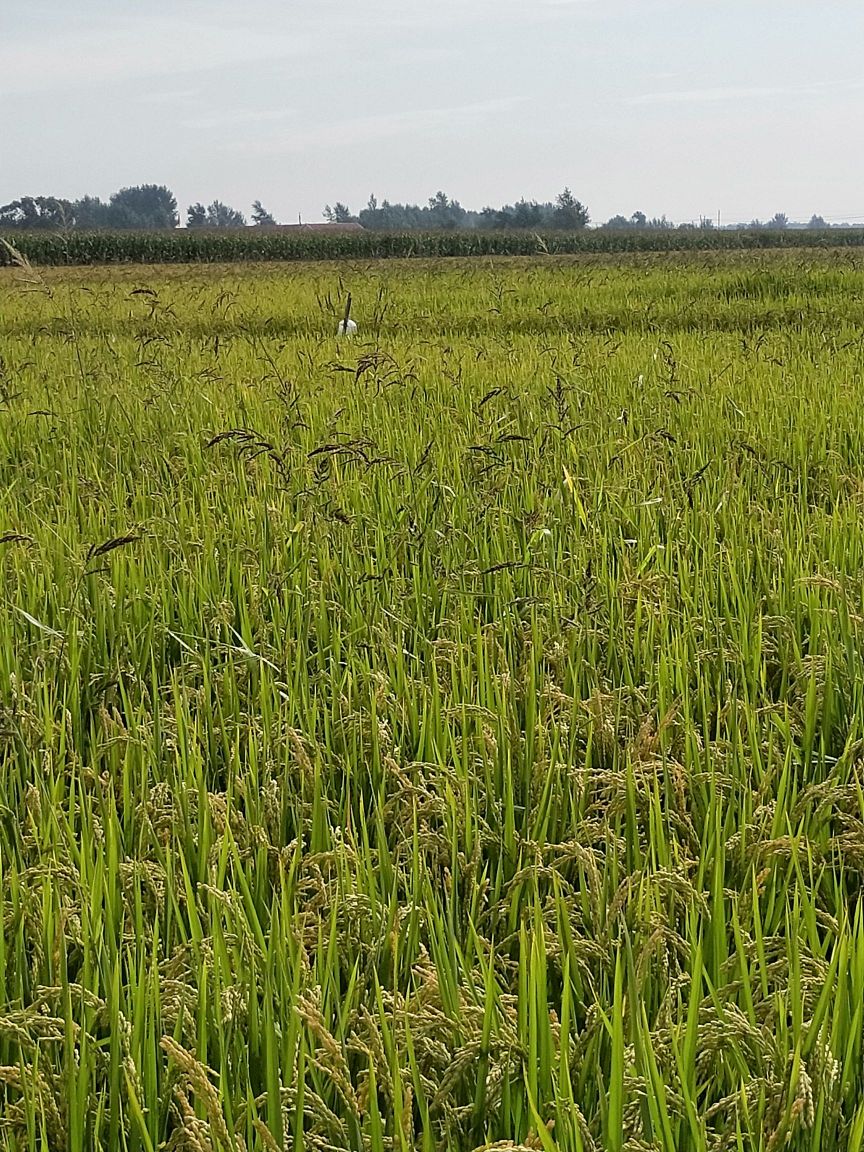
top-left (226, 97), bottom-right (528, 156)
top-left (626, 78), bottom-right (864, 106)
top-left (626, 85), bottom-right (786, 106)
top-left (180, 108), bottom-right (295, 131)
top-left (298, 0), bottom-right (600, 23)
top-left (0, 19), bottom-right (311, 97)
top-left (0, 0), bottom-right (613, 101)
top-left (140, 89), bottom-right (202, 107)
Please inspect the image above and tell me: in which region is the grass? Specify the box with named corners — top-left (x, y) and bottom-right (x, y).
top-left (1, 248), bottom-right (864, 1149)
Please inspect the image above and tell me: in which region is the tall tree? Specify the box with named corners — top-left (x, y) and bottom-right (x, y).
top-left (509, 199), bottom-right (544, 229)
top-left (427, 191), bottom-right (466, 230)
top-left (553, 187), bottom-right (590, 229)
top-left (0, 196), bottom-right (73, 229)
top-left (251, 200), bottom-right (277, 226)
top-left (186, 201), bottom-right (246, 228)
top-left (186, 203), bottom-right (208, 229)
top-left (109, 185), bottom-right (178, 229)
top-left (72, 196), bottom-right (112, 229)
top-left (358, 197), bottom-right (426, 230)
top-left (323, 203), bottom-right (356, 223)
top-left (209, 201), bottom-right (246, 227)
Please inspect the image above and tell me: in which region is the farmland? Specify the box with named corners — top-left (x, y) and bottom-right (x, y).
top-left (2, 249), bottom-right (864, 1150)
top-left (3, 226), bottom-right (864, 267)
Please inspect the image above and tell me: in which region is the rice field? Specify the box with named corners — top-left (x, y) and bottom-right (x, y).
top-left (2, 249), bottom-right (864, 1150)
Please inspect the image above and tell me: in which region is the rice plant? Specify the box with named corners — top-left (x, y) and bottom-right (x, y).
top-left (1, 249), bottom-right (864, 1150)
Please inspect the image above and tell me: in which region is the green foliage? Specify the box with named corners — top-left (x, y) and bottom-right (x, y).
top-left (108, 184), bottom-right (179, 229)
top-left (1, 250), bottom-right (864, 1148)
top-left (0, 186), bottom-right (179, 231)
top-left (2, 227), bottom-right (864, 265)
top-left (323, 203), bottom-right (357, 224)
top-left (356, 189), bottom-right (589, 232)
top-left (552, 187), bottom-right (590, 230)
top-left (0, 195), bottom-right (74, 229)
top-left (252, 201), bottom-right (278, 226)
top-left (186, 202), bottom-right (209, 229)
top-left (186, 200), bottom-right (248, 229)
top-left (603, 211), bottom-right (674, 230)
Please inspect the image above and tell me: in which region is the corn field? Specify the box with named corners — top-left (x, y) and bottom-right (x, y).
top-left (2, 249), bottom-right (864, 1150)
top-left (2, 227), bottom-right (864, 266)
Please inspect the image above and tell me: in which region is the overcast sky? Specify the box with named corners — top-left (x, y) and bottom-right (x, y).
top-left (3, 0), bottom-right (863, 225)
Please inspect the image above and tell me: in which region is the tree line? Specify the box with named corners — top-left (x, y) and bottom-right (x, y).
top-left (324, 200), bottom-right (839, 232)
top-left (0, 186), bottom-right (279, 231)
top-left (0, 184), bottom-right (843, 233)
top-left (599, 211), bottom-right (837, 231)
top-left (326, 189), bottom-right (590, 231)
top-left (0, 185), bottom-right (590, 232)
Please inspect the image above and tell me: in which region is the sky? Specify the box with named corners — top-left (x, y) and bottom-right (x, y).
top-left (3, 0), bottom-right (863, 226)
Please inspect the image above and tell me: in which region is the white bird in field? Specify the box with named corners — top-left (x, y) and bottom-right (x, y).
top-left (336, 293), bottom-right (357, 336)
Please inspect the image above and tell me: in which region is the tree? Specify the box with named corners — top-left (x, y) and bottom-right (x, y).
top-left (0, 187), bottom-right (181, 230)
top-left (427, 191), bottom-right (453, 229)
top-left (768, 212), bottom-right (789, 229)
top-left (251, 200), bottom-right (276, 226)
top-left (38, 197), bottom-right (74, 228)
top-left (108, 185), bottom-right (178, 229)
top-left (427, 191), bottom-right (467, 230)
top-left (551, 187), bottom-right (590, 230)
top-left (72, 196), bottom-right (112, 229)
top-left (508, 199), bottom-right (543, 229)
top-left (186, 201), bottom-right (246, 228)
top-left (0, 196), bottom-right (72, 229)
top-left (209, 201), bottom-right (246, 228)
top-left (600, 212), bottom-right (657, 230)
top-left (186, 203), bottom-right (208, 229)
top-left (0, 196), bottom-right (74, 228)
top-left (323, 202), bottom-right (355, 223)
top-left (808, 214), bottom-right (828, 229)
top-left (359, 198), bottom-right (426, 230)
